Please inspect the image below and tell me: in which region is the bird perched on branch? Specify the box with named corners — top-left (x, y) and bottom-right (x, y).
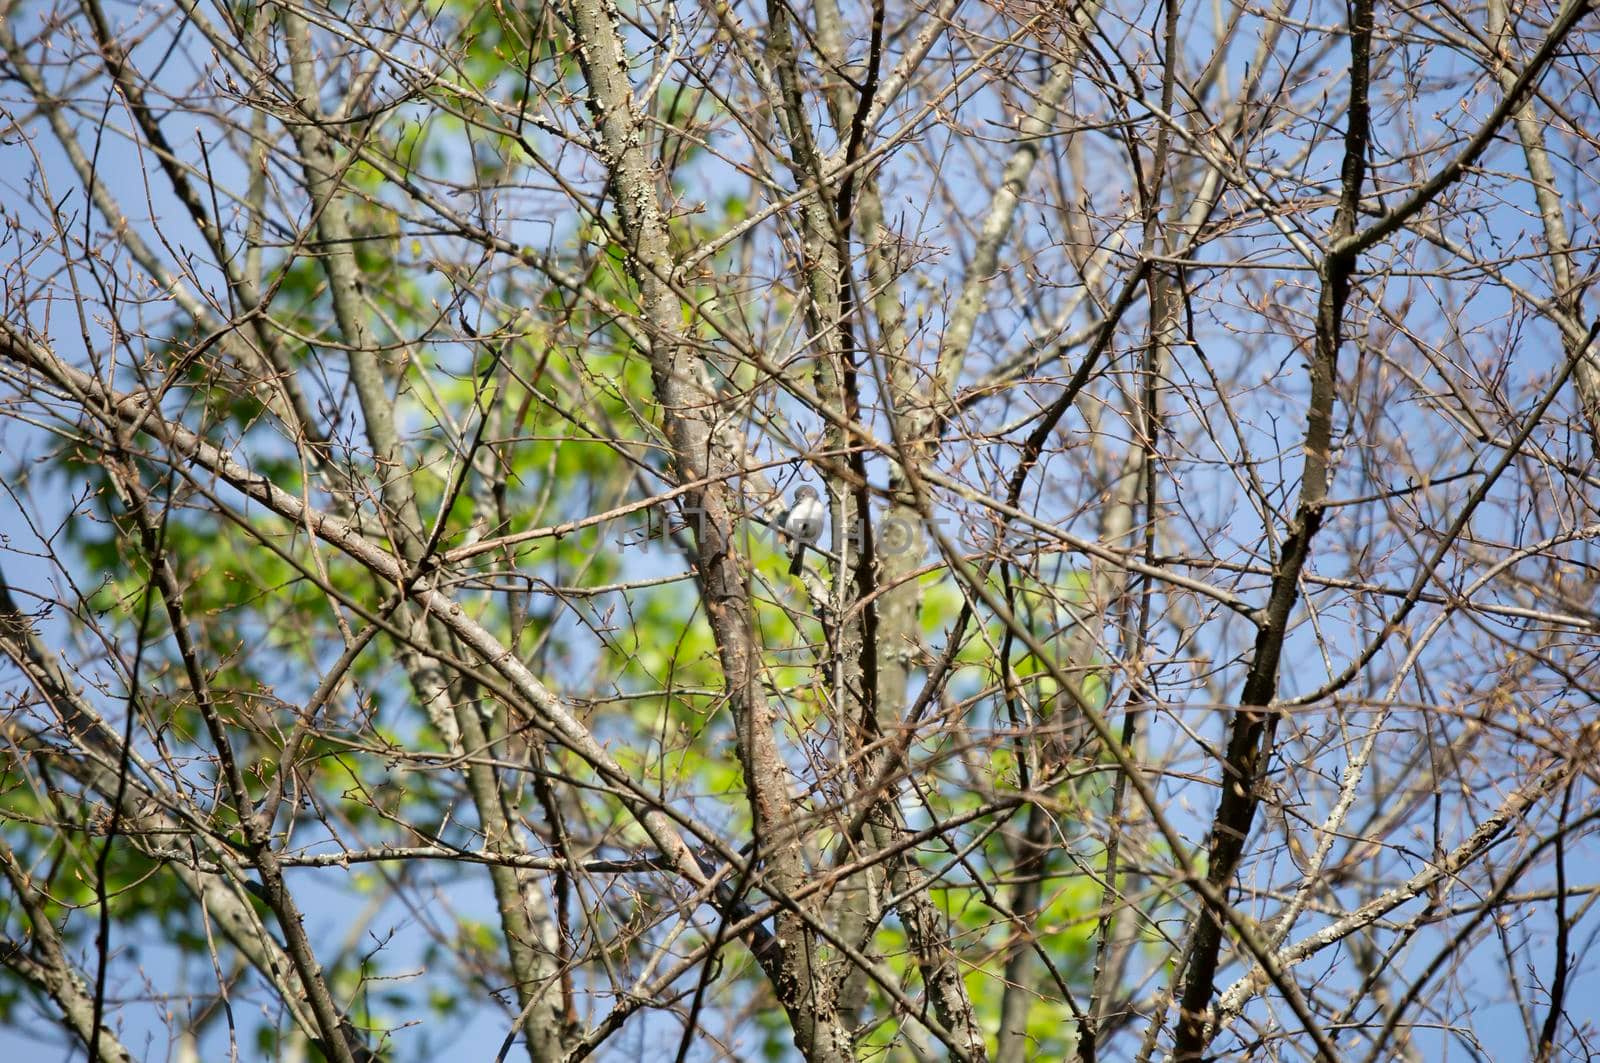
top-left (781, 484), bottom-right (825, 576)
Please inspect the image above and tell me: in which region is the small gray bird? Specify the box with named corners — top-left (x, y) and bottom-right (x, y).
top-left (782, 484), bottom-right (825, 575)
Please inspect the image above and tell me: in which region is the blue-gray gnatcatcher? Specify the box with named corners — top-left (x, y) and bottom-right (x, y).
top-left (782, 484), bottom-right (825, 575)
